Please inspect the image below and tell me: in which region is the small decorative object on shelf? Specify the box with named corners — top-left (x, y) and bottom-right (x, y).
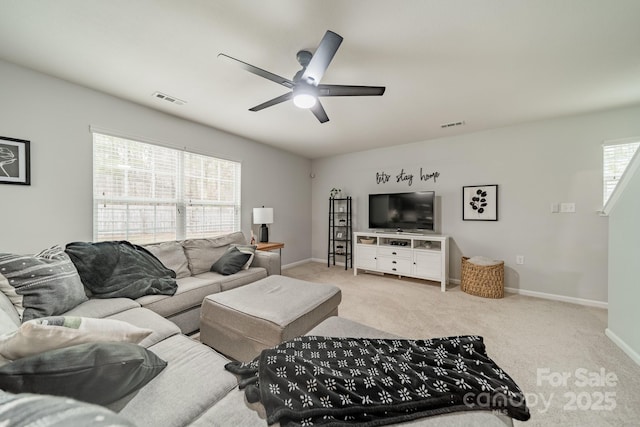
top-left (330, 187), bottom-right (342, 198)
top-left (328, 196), bottom-right (352, 270)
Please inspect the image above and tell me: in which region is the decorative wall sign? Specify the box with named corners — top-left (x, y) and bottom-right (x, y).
top-left (375, 168), bottom-right (440, 186)
top-left (0, 136), bottom-right (30, 186)
top-left (463, 185), bottom-right (498, 221)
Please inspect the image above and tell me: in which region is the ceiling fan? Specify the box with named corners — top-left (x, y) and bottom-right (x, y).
top-left (218, 30), bottom-right (385, 123)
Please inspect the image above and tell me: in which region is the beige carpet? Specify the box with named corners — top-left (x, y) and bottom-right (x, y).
top-left (284, 262), bottom-right (640, 427)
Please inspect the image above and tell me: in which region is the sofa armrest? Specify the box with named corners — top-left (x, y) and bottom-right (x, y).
top-left (252, 250), bottom-right (281, 276)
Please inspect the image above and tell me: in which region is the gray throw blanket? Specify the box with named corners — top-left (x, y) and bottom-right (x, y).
top-left (65, 241), bottom-right (178, 299)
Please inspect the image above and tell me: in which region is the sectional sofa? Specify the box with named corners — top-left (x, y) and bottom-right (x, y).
top-left (139, 231), bottom-right (281, 334)
top-left (0, 232), bottom-right (514, 426)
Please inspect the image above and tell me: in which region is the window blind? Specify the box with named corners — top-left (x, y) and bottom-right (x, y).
top-left (603, 140), bottom-right (639, 205)
top-left (93, 133), bottom-right (241, 244)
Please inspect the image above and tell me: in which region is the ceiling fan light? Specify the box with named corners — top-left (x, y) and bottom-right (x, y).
top-left (293, 93), bottom-right (317, 109)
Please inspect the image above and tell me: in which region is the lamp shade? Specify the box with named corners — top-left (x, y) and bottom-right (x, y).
top-left (253, 207), bottom-right (273, 225)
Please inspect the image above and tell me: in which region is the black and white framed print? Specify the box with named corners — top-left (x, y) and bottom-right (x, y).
top-left (0, 136), bottom-right (30, 185)
top-left (463, 185), bottom-right (498, 221)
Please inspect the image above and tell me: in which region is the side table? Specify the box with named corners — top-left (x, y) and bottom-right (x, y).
top-left (256, 241), bottom-right (284, 270)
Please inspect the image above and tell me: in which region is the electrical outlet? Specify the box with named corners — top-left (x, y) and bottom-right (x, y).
top-left (560, 202), bottom-right (576, 213)
top-left (516, 255), bottom-right (525, 265)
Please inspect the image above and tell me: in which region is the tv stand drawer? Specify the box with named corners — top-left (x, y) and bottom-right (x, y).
top-left (377, 247), bottom-right (411, 258)
top-left (377, 257), bottom-right (411, 274)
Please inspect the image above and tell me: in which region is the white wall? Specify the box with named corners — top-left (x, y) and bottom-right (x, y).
top-left (0, 59), bottom-right (311, 266)
top-left (311, 105), bottom-right (640, 303)
top-left (607, 152), bottom-right (640, 363)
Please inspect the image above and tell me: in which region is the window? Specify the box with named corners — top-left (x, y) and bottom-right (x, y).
top-left (93, 132), bottom-right (241, 244)
top-left (603, 140), bottom-right (639, 205)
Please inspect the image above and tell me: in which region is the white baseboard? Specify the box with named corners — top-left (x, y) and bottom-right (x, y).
top-left (503, 287), bottom-right (608, 309)
top-left (605, 328), bottom-right (640, 366)
top-left (282, 258), bottom-right (314, 270)
top-left (310, 257), bottom-right (349, 267)
top-left (283, 258), bottom-right (349, 270)
top-left (451, 278), bottom-right (607, 308)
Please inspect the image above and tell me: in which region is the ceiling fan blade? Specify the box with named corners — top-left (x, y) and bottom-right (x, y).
top-left (301, 31), bottom-right (343, 85)
top-left (318, 85), bottom-right (386, 97)
top-left (218, 53), bottom-right (294, 89)
top-left (310, 101), bottom-right (330, 123)
top-left (249, 92), bottom-right (293, 112)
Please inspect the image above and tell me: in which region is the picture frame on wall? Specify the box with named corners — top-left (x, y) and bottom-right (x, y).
top-left (0, 136), bottom-right (31, 186)
top-left (463, 184), bottom-right (498, 221)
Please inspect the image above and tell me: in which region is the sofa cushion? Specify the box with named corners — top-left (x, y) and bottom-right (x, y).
top-left (198, 267), bottom-right (268, 292)
top-left (0, 391), bottom-right (136, 427)
top-left (0, 342), bottom-right (167, 405)
top-left (136, 276), bottom-right (222, 318)
top-left (143, 241), bottom-right (191, 279)
top-left (210, 246), bottom-right (251, 275)
top-left (182, 232), bottom-right (247, 275)
top-left (0, 247), bottom-right (88, 322)
top-left (0, 316), bottom-right (153, 360)
top-left (107, 334), bottom-right (238, 427)
top-left (307, 316), bottom-right (400, 339)
top-left (106, 307), bottom-right (181, 348)
top-left (63, 297), bottom-right (141, 319)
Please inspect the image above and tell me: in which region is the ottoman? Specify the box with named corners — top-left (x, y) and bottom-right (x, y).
top-left (200, 275), bottom-right (342, 362)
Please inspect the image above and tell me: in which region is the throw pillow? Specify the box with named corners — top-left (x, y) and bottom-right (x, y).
top-left (0, 246), bottom-right (88, 322)
top-left (0, 316), bottom-right (153, 360)
top-left (232, 244), bottom-right (257, 269)
top-left (0, 342), bottom-right (167, 405)
top-left (0, 390), bottom-right (136, 427)
top-left (143, 240), bottom-right (191, 279)
top-left (210, 246), bottom-right (252, 276)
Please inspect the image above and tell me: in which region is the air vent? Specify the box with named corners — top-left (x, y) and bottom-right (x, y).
top-left (440, 120), bottom-right (466, 129)
top-left (152, 92), bottom-right (186, 106)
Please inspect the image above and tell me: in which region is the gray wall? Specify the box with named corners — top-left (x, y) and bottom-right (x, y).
top-left (0, 59), bottom-right (311, 266)
top-left (311, 105), bottom-right (640, 303)
top-left (607, 153), bottom-right (640, 361)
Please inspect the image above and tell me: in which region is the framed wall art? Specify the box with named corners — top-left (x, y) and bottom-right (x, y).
top-left (463, 184), bottom-right (498, 221)
top-left (0, 136), bottom-right (30, 186)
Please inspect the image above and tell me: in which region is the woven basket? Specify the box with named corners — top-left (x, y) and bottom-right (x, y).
top-left (460, 257), bottom-right (504, 299)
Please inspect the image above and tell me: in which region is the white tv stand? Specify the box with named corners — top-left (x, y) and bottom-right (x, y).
top-left (353, 231), bottom-right (449, 291)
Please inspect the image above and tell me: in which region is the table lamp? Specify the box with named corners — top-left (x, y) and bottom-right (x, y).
top-left (253, 207), bottom-right (273, 243)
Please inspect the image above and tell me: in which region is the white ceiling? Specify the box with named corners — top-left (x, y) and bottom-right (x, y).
top-left (1, 0), bottom-right (639, 159)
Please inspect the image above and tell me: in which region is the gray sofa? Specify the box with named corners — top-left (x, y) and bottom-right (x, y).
top-left (138, 231), bottom-right (281, 335)
top-left (0, 232), bottom-right (513, 426)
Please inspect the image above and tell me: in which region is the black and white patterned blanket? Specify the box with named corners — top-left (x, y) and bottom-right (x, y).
top-left (226, 335), bottom-right (530, 426)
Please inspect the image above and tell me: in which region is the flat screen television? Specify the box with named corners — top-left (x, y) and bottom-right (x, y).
top-left (369, 191), bottom-right (435, 232)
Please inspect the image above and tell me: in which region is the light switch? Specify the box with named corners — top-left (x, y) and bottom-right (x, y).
top-left (560, 203), bottom-right (576, 213)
